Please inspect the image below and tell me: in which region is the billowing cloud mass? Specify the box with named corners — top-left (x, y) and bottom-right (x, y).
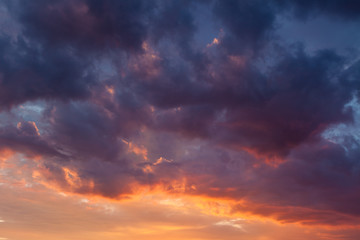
top-left (1, 0), bottom-right (360, 239)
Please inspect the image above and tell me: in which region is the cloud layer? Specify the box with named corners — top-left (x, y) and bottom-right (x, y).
top-left (1, 0), bottom-right (360, 228)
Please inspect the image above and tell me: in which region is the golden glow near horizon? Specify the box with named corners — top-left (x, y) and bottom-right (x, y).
top-left (0, 154), bottom-right (358, 240)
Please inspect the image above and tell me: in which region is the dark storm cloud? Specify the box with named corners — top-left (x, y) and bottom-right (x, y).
top-left (6, 0), bottom-right (155, 51)
top-left (1, 0), bottom-right (360, 109)
top-left (0, 36), bottom-right (94, 109)
top-left (44, 102), bottom-right (124, 162)
top-left (42, 94), bottom-right (151, 163)
top-left (140, 46), bottom-right (354, 158)
top-left (1, 0), bottom-right (360, 226)
top-left (0, 0), bottom-right (158, 109)
top-left (231, 139), bottom-right (360, 225)
top-left (151, 0), bottom-right (196, 45)
top-left (271, 141), bottom-right (360, 217)
top-left (0, 121), bottom-right (63, 158)
top-left (274, 0), bottom-right (360, 20)
top-left (215, 48), bottom-right (354, 157)
top-left (0, 0), bottom-right (202, 109)
top-left (213, 0), bottom-right (276, 54)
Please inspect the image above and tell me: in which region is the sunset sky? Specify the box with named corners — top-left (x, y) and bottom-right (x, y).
top-left (1, 0), bottom-right (360, 239)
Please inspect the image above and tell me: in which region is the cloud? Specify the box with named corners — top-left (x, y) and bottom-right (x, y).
top-left (5, 0), bottom-right (155, 52)
top-left (0, 0), bottom-right (360, 230)
top-left (274, 0), bottom-right (360, 20)
top-left (215, 218), bottom-right (246, 230)
top-left (213, 0), bottom-right (276, 54)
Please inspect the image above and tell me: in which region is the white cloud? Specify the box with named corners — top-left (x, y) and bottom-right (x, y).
top-left (322, 96), bottom-right (360, 151)
top-left (214, 218), bottom-right (246, 231)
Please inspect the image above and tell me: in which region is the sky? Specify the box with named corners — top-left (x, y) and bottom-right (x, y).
top-left (0, 0), bottom-right (360, 239)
